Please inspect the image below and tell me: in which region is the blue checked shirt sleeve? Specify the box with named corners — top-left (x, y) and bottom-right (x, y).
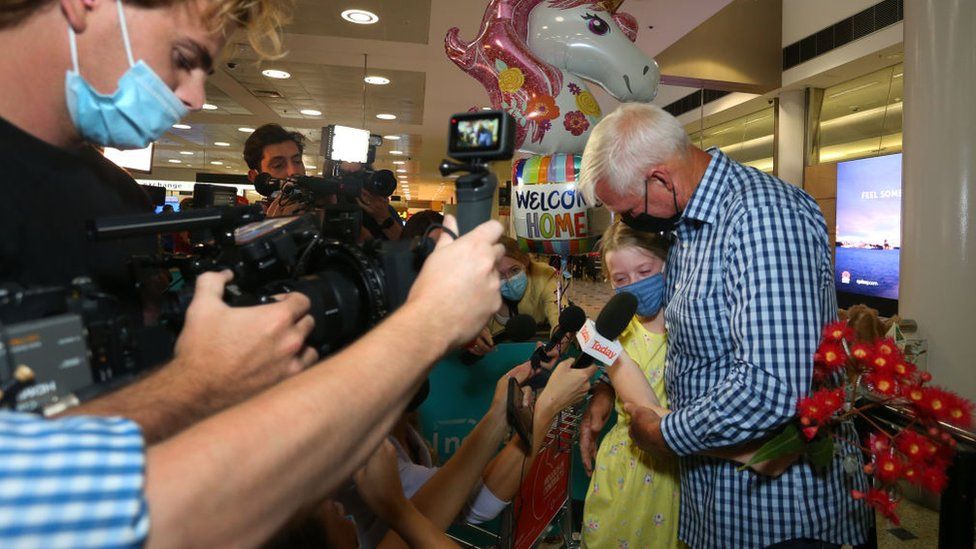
top-left (0, 412), bottom-right (149, 548)
top-left (661, 206), bottom-right (829, 455)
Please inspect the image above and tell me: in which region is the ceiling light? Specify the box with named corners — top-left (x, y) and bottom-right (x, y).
top-left (383, 135), bottom-right (401, 140)
top-left (168, 159), bottom-right (182, 164)
top-left (364, 75), bottom-right (390, 85)
top-left (341, 9), bottom-right (379, 24)
top-left (262, 69), bottom-right (291, 79)
top-left (172, 124), bottom-right (191, 130)
top-left (307, 165), bottom-right (316, 170)
top-left (211, 161), bottom-right (224, 165)
top-left (376, 113), bottom-right (396, 120)
top-left (829, 82), bottom-right (879, 99)
top-left (202, 103), bottom-right (218, 110)
top-left (238, 127), bottom-right (255, 133)
top-left (392, 160), bottom-right (406, 165)
top-left (214, 141), bottom-right (231, 147)
top-left (396, 169), bottom-right (407, 173)
top-left (389, 150), bottom-right (404, 155)
top-left (180, 151), bottom-right (194, 156)
top-left (300, 109), bottom-right (322, 116)
top-left (481, 107), bottom-right (492, 111)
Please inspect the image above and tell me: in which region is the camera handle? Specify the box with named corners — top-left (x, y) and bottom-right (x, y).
top-left (439, 160), bottom-right (497, 236)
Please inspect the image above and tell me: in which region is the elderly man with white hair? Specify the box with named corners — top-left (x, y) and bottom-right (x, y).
top-left (578, 103), bottom-right (873, 549)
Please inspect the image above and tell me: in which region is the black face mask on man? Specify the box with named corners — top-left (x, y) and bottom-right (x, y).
top-left (620, 177), bottom-right (682, 234)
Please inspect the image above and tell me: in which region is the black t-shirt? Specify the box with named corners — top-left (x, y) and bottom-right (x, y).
top-left (0, 116), bottom-right (156, 306)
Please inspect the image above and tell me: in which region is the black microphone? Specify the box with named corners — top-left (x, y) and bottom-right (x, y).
top-left (529, 305), bottom-right (586, 369)
top-left (570, 292), bottom-right (637, 369)
top-left (460, 314), bottom-right (536, 365)
top-left (253, 172), bottom-right (280, 197)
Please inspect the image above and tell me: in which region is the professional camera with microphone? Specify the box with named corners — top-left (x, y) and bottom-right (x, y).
top-left (0, 111), bottom-right (516, 414)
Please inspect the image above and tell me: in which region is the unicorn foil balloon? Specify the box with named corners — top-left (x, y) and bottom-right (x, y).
top-left (446, 0), bottom-right (659, 156)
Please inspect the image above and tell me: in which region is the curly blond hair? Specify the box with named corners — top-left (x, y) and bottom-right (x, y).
top-left (1, 0), bottom-right (294, 59)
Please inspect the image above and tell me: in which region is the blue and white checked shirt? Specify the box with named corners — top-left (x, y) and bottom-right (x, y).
top-left (659, 149), bottom-right (872, 548)
top-left (0, 412), bottom-right (149, 548)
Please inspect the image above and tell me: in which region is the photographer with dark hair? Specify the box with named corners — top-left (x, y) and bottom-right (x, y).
top-left (0, 0), bottom-right (511, 547)
top-left (243, 123), bottom-right (307, 215)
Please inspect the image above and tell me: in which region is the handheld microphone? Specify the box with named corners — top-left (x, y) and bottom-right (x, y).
top-left (571, 292), bottom-right (637, 369)
top-left (460, 314), bottom-right (536, 365)
top-left (529, 305), bottom-right (586, 369)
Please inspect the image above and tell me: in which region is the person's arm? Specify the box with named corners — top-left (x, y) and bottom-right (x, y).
top-left (359, 193), bottom-right (403, 240)
top-left (405, 363), bottom-right (531, 530)
top-left (643, 207), bottom-right (829, 457)
top-left (580, 381), bottom-right (614, 476)
top-left (356, 442), bottom-right (458, 549)
top-left (61, 271), bottom-right (318, 443)
top-left (142, 217), bottom-right (505, 549)
top-left (604, 350), bottom-right (660, 409)
top-left (481, 360), bottom-right (597, 500)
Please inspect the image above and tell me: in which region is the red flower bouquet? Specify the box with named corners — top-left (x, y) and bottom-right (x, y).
top-left (744, 319), bottom-right (973, 524)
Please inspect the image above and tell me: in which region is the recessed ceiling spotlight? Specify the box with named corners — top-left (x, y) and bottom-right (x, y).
top-left (172, 124), bottom-right (191, 130)
top-left (383, 135), bottom-right (401, 140)
top-left (238, 127), bottom-right (255, 133)
top-left (211, 161), bottom-right (224, 165)
top-left (364, 75), bottom-right (390, 85)
top-left (307, 165), bottom-right (317, 170)
top-left (341, 9), bottom-right (379, 24)
top-left (376, 113), bottom-right (396, 120)
top-left (180, 151), bottom-right (194, 156)
top-left (202, 103), bottom-right (218, 110)
top-left (262, 69), bottom-right (291, 79)
top-left (168, 159), bottom-right (182, 164)
top-left (214, 141), bottom-right (231, 147)
top-left (392, 160), bottom-right (406, 165)
top-left (300, 109), bottom-right (322, 116)
top-left (396, 169), bottom-right (407, 173)
top-left (389, 150), bottom-right (404, 155)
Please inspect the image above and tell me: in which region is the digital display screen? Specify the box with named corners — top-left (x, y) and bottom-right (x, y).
top-left (835, 153), bottom-right (902, 301)
top-left (104, 144), bottom-right (154, 173)
top-left (452, 116), bottom-right (500, 151)
top-left (154, 196), bottom-right (181, 214)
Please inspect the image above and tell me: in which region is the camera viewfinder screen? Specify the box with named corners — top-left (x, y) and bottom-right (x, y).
top-left (453, 116), bottom-right (500, 152)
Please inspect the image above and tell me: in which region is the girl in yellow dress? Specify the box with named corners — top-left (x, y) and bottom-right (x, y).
top-left (580, 222), bottom-right (682, 549)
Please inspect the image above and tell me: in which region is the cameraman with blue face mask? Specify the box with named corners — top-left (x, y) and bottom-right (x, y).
top-left (0, 0), bottom-right (320, 445)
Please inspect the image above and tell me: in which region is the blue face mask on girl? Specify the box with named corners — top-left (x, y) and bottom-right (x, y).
top-left (65, 0), bottom-right (188, 149)
top-left (500, 271), bottom-right (528, 301)
top-left (615, 272), bottom-right (665, 317)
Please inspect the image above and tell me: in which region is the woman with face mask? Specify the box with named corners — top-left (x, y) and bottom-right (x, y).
top-left (467, 237), bottom-right (566, 357)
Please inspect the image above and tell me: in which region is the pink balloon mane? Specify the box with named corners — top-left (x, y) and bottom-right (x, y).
top-left (445, 0), bottom-right (638, 149)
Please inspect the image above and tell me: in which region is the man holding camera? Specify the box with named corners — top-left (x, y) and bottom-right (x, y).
top-left (0, 0), bottom-right (509, 546)
top-left (243, 123), bottom-right (307, 215)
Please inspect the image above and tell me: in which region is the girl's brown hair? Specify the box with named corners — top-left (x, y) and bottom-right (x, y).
top-left (598, 221), bottom-right (669, 280)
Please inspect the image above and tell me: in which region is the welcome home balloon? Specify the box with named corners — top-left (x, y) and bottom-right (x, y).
top-left (513, 154), bottom-right (604, 254)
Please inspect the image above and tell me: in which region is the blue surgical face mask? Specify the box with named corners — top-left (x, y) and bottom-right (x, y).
top-left (65, 0), bottom-right (188, 149)
top-left (500, 271), bottom-right (528, 301)
top-left (615, 272), bottom-right (664, 317)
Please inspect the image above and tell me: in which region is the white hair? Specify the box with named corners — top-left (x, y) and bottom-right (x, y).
top-left (578, 103), bottom-right (690, 203)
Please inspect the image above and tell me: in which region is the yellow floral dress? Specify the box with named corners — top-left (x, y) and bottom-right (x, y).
top-left (581, 317), bottom-right (682, 549)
